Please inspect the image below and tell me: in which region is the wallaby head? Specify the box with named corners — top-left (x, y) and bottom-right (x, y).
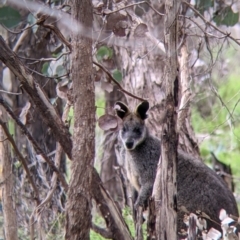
top-left (115, 101), bottom-right (149, 150)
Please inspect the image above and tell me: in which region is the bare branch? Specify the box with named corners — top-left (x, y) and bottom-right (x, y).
top-left (182, 1), bottom-right (240, 46)
top-left (24, 51), bottom-right (71, 65)
top-left (36, 15), bottom-right (72, 51)
top-left (102, 1), bottom-right (164, 17)
top-left (0, 36), bottom-right (72, 159)
top-left (36, 103), bottom-right (71, 230)
top-left (93, 61), bottom-right (146, 101)
top-left (0, 119), bottom-right (40, 204)
top-left (0, 89), bottom-right (22, 95)
top-left (0, 98), bottom-right (68, 191)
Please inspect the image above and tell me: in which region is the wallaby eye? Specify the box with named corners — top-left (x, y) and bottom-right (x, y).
top-left (133, 127), bottom-right (141, 135)
top-left (122, 126), bottom-right (127, 133)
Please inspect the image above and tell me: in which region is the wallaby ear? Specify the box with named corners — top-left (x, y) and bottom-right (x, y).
top-left (135, 101), bottom-right (149, 120)
top-left (115, 102), bottom-right (129, 119)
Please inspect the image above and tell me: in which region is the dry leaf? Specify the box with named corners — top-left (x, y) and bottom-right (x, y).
top-left (19, 102), bottom-right (31, 125)
top-left (98, 114), bottom-right (118, 131)
top-left (56, 80), bottom-right (69, 100)
top-left (134, 23), bottom-right (148, 38)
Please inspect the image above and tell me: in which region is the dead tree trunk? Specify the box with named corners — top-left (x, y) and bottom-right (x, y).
top-left (152, 1), bottom-right (180, 239)
top-left (65, 1), bottom-right (94, 239)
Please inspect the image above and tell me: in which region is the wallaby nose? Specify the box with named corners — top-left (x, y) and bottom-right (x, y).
top-left (126, 141), bottom-right (134, 149)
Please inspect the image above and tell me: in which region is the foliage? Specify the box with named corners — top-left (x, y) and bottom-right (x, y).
top-left (96, 46), bottom-right (113, 61)
top-left (112, 69), bottom-right (123, 82)
top-left (0, 6), bottom-right (21, 28)
top-left (192, 50), bottom-right (240, 194)
top-left (195, 0), bottom-right (239, 26)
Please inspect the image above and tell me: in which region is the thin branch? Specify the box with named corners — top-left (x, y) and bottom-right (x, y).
top-left (25, 65), bottom-right (69, 79)
top-left (0, 120), bottom-right (40, 204)
top-left (0, 98), bottom-right (68, 191)
top-left (93, 61), bottom-right (146, 101)
top-left (0, 36), bottom-right (72, 158)
top-left (36, 15), bottom-right (72, 51)
top-left (0, 89), bottom-right (22, 95)
top-left (0, 137), bottom-right (8, 142)
top-left (1, 22), bottom-right (38, 35)
top-left (23, 51), bottom-right (71, 65)
top-left (184, 16), bottom-right (227, 40)
top-left (36, 103), bottom-right (71, 227)
top-left (182, 1), bottom-right (240, 46)
top-left (102, 1), bottom-right (164, 16)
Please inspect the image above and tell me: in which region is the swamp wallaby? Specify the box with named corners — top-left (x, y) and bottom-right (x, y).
top-left (115, 101), bottom-right (239, 236)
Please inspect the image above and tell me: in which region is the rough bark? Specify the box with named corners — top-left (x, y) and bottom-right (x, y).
top-left (65, 1), bottom-right (94, 239)
top-left (152, 1), bottom-right (180, 239)
top-left (0, 109), bottom-right (18, 240)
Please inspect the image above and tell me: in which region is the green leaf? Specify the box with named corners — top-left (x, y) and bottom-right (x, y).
top-left (41, 62), bottom-right (50, 76)
top-left (112, 69), bottom-right (122, 82)
top-left (0, 6), bottom-right (21, 28)
top-left (27, 13), bottom-right (38, 33)
top-left (213, 6), bottom-right (239, 27)
top-left (195, 0), bottom-right (213, 14)
top-left (55, 65), bottom-right (66, 77)
top-left (96, 46), bottom-right (113, 61)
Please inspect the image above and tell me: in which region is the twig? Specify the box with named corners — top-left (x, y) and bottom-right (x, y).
top-left (182, 1), bottom-right (240, 46)
top-left (0, 89), bottom-right (22, 95)
top-left (0, 137), bottom-right (8, 142)
top-left (37, 15), bottom-right (72, 51)
top-left (13, 24), bottom-right (31, 52)
top-left (36, 103), bottom-right (71, 230)
top-left (25, 65), bottom-right (69, 79)
top-left (102, 1), bottom-right (164, 16)
top-left (1, 22), bottom-right (38, 35)
top-left (25, 51), bottom-right (71, 65)
top-left (0, 120), bottom-right (40, 204)
top-left (0, 98), bottom-right (68, 191)
top-left (93, 61), bottom-right (146, 101)
top-left (0, 36), bottom-right (72, 159)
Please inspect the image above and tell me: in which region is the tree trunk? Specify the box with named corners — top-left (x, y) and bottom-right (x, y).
top-left (0, 109), bottom-right (18, 240)
top-left (65, 1), bottom-right (94, 239)
top-left (152, 1), bottom-right (180, 239)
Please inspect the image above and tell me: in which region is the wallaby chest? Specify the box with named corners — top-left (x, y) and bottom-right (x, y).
top-left (124, 137), bottom-right (161, 191)
top-left (125, 151), bottom-right (141, 191)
